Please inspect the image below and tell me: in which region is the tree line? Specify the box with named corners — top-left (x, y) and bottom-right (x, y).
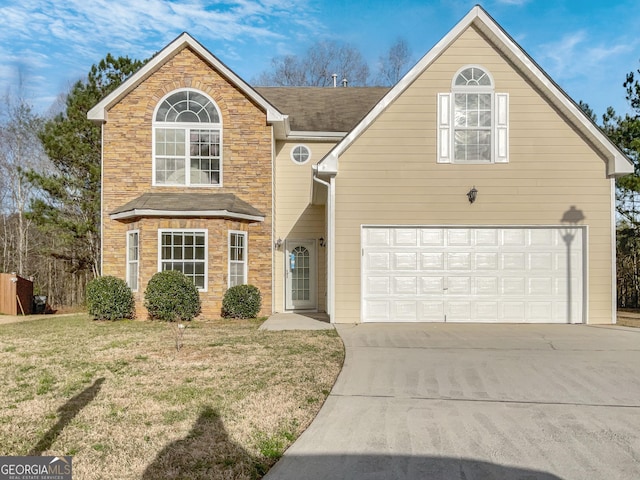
top-left (1, 38), bottom-right (639, 310)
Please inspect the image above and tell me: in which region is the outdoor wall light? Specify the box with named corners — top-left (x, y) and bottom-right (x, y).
top-left (319, 237), bottom-right (326, 247)
top-left (467, 186), bottom-right (478, 204)
top-left (274, 238), bottom-right (283, 249)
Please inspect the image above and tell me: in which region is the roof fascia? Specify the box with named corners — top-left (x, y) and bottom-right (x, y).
top-left (316, 5), bottom-right (633, 177)
top-left (87, 32), bottom-right (285, 125)
top-left (110, 209), bottom-right (265, 222)
top-left (471, 8), bottom-right (633, 177)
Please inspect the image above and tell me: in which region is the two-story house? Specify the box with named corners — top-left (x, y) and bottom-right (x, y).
top-left (88, 6), bottom-right (632, 324)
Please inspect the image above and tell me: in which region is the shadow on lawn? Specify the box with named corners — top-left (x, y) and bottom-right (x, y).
top-left (29, 377), bottom-right (105, 456)
top-left (142, 406), bottom-right (265, 479)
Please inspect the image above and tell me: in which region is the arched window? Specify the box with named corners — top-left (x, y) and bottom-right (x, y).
top-left (452, 67), bottom-right (493, 162)
top-left (153, 89), bottom-right (222, 186)
top-left (437, 66), bottom-right (508, 164)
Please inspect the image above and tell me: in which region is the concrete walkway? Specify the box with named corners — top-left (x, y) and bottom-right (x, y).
top-left (265, 323), bottom-right (640, 479)
top-left (259, 312), bottom-right (333, 331)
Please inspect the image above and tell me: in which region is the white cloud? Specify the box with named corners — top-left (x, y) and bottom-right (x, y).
top-left (0, 0), bottom-right (318, 112)
top-left (538, 30), bottom-right (635, 81)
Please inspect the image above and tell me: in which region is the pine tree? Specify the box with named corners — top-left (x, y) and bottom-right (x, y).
top-left (27, 54), bottom-right (145, 299)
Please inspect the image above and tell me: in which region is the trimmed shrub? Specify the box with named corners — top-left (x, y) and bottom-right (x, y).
top-left (222, 284), bottom-right (262, 319)
top-left (144, 270), bottom-right (201, 321)
top-left (86, 276), bottom-right (135, 320)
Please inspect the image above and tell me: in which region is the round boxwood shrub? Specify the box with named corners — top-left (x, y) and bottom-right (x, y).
top-left (86, 275), bottom-right (135, 320)
top-left (222, 284), bottom-right (262, 319)
top-left (144, 270), bottom-right (201, 321)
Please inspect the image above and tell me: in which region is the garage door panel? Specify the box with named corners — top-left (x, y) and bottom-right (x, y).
top-left (366, 252), bottom-right (390, 270)
top-left (502, 277), bottom-right (525, 295)
top-left (502, 253), bottom-right (526, 270)
top-left (475, 302), bottom-right (499, 320)
top-left (528, 277), bottom-right (553, 295)
top-left (393, 252), bottom-right (417, 270)
top-left (503, 229), bottom-right (526, 246)
top-left (366, 228), bottom-right (390, 246)
top-left (448, 301), bottom-right (471, 321)
top-left (420, 228), bottom-right (444, 246)
top-left (448, 277), bottom-right (471, 294)
top-left (530, 228), bottom-right (554, 246)
top-left (394, 229), bottom-right (418, 246)
top-left (394, 276), bottom-right (417, 294)
top-left (421, 276), bottom-right (444, 293)
top-left (394, 301), bottom-right (418, 320)
top-left (448, 252), bottom-right (471, 269)
top-left (476, 228), bottom-right (499, 246)
top-left (366, 276), bottom-right (390, 295)
top-left (530, 252), bottom-right (553, 269)
top-left (362, 226), bottom-right (583, 323)
top-left (421, 252), bottom-right (444, 269)
top-left (528, 302), bottom-right (553, 321)
top-left (476, 253), bottom-right (498, 269)
top-left (448, 229), bottom-right (472, 246)
top-left (364, 300), bottom-right (390, 321)
top-left (476, 277), bottom-right (499, 295)
top-left (420, 302), bottom-right (445, 321)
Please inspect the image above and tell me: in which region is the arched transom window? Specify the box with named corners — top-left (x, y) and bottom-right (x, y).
top-left (153, 89), bottom-right (222, 186)
top-left (437, 66), bottom-right (508, 164)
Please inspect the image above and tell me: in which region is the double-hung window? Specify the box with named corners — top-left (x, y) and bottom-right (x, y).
top-left (438, 66), bottom-right (509, 164)
top-left (154, 89), bottom-right (222, 186)
top-left (159, 230), bottom-right (207, 290)
top-left (126, 230), bottom-right (139, 291)
top-left (228, 231), bottom-right (247, 287)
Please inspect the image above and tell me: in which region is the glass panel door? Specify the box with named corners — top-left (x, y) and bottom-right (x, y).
top-left (285, 240), bottom-right (316, 310)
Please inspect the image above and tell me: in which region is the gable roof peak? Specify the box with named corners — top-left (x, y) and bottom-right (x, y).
top-left (87, 32), bottom-right (285, 124)
top-left (316, 4), bottom-right (632, 178)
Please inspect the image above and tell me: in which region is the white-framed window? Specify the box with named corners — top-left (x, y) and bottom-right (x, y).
top-left (126, 230), bottom-right (139, 291)
top-left (290, 144), bottom-right (311, 164)
top-left (153, 89), bottom-right (222, 186)
top-left (158, 229), bottom-right (207, 291)
top-left (437, 65), bottom-right (508, 164)
top-left (228, 231), bottom-right (247, 287)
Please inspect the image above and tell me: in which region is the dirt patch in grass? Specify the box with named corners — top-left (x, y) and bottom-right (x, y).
top-left (0, 315), bottom-right (344, 479)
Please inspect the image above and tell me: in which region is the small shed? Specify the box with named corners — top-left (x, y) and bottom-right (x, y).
top-left (0, 273), bottom-right (33, 315)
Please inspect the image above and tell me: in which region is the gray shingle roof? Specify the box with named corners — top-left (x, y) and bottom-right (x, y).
top-left (255, 87), bottom-right (390, 132)
top-left (110, 192), bottom-right (264, 220)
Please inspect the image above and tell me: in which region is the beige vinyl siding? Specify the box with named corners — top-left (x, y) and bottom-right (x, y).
top-left (273, 141), bottom-right (337, 312)
top-left (333, 25), bottom-right (614, 323)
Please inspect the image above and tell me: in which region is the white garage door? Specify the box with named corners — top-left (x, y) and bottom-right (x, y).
top-left (362, 226), bottom-right (584, 323)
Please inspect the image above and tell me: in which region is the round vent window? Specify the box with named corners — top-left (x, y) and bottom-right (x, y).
top-left (291, 145), bottom-right (311, 164)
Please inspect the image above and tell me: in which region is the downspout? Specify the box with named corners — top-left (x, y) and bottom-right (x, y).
top-left (100, 122), bottom-right (104, 276)
top-left (312, 167), bottom-right (335, 322)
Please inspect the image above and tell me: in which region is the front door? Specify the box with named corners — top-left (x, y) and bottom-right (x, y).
top-left (285, 240), bottom-right (317, 310)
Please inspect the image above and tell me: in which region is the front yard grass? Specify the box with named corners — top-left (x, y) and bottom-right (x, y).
top-left (0, 315), bottom-right (344, 479)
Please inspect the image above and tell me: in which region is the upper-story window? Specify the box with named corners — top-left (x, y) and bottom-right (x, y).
top-left (153, 89), bottom-right (222, 186)
top-left (437, 66), bottom-right (509, 164)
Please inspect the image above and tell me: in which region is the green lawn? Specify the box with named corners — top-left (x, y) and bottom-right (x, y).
top-left (0, 315), bottom-right (344, 479)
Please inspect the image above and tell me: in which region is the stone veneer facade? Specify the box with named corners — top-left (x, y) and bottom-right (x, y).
top-left (102, 47), bottom-right (272, 318)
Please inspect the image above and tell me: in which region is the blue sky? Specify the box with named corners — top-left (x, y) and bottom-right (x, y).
top-left (1, 0), bottom-right (638, 119)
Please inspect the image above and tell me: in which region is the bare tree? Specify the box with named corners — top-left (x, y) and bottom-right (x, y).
top-left (255, 40), bottom-right (370, 86)
top-left (376, 37), bottom-right (412, 86)
top-left (0, 93), bottom-right (47, 276)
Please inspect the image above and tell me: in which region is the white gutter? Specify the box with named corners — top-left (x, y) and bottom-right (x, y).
top-left (312, 166), bottom-right (335, 322)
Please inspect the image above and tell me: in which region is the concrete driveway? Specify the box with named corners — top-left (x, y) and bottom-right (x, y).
top-left (265, 323), bottom-right (640, 479)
